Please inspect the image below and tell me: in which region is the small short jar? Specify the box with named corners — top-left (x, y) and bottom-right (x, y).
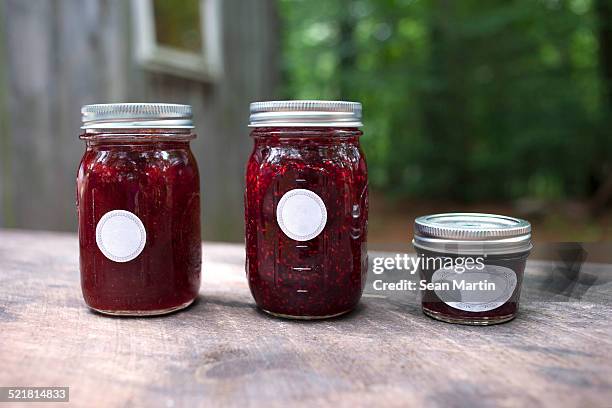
top-left (77, 103), bottom-right (201, 316)
top-left (245, 101), bottom-right (368, 319)
top-left (413, 213), bottom-right (532, 325)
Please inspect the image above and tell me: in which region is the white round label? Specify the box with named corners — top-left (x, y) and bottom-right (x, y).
top-left (431, 264), bottom-right (517, 312)
top-left (95, 210), bottom-right (147, 262)
top-left (276, 189), bottom-right (327, 241)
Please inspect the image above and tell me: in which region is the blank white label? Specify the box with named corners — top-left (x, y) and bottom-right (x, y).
top-left (432, 264), bottom-right (517, 312)
top-left (95, 210), bottom-right (147, 262)
top-left (276, 189), bottom-right (327, 241)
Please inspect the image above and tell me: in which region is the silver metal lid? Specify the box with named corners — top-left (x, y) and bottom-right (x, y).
top-left (81, 103), bottom-right (193, 129)
top-left (413, 213), bottom-right (532, 255)
top-left (249, 100), bottom-right (362, 127)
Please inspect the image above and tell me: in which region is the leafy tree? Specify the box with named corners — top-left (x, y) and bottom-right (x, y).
top-left (279, 0), bottom-right (610, 203)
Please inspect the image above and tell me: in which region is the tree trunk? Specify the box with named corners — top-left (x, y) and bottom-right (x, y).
top-left (592, 0), bottom-right (612, 212)
top-left (596, 0), bottom-right (612, 110)
top-left (338, 0), bottom-right (356, 99)
top-left (420, 0), bottom-right (470, 199)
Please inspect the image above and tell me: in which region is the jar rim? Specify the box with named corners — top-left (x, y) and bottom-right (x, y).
top-left (81, 103), bottom-right (194, 129)
top-left (249, 100), bottom-right (363, 128)
top-left (80, 128), bottom-right (195, 142)
top-left (413, 213), bottom-right (532, 255)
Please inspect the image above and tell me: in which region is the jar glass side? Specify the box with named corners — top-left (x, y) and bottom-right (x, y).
top-left (415, 248), bottom-right (530, 325)
top-left (77, 128), bottom-right (201, 315)
top-left (245, 127), bottom-right (368, 318)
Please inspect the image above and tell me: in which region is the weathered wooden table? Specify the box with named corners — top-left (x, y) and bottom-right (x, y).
top-left (1, 229), bottom-right (611, 407)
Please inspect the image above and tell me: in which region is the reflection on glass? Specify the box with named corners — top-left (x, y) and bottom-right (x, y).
top-left (153, 0), bottom-right (203, 53)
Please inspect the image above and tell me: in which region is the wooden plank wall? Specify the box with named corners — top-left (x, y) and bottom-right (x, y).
top-left (0, 0), bottom-right (279, 241)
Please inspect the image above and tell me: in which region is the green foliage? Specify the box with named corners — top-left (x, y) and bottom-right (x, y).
top-left (279, 0), bottom-right (611, 201)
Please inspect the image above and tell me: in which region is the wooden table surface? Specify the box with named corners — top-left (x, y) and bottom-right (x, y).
top-left (1, 229), bottom-right (611, 408)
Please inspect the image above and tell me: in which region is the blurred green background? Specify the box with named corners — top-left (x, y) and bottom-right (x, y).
top-left (279, 0), bottom-right (612, 242)
top-left (0, 0), bottom-right (610, 243)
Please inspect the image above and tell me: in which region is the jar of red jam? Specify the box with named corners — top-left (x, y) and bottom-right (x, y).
top-left (413, 213), bottom-right (532, 325)
top-left (77, 103), bottom-right (201, 316)
top-left (245, 101), bottom-right (368, 319)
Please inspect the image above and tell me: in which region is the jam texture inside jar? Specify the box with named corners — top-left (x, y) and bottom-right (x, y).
top-left (77, 103), bottom-right (201, 315)
top-left (245, 101), bottom-right (368, 319)
top-left (413, 213), bottom-right (532, 325)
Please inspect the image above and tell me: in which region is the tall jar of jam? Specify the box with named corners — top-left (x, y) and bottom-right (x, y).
top-left (413, 213), bottom-right (532, 325)
top-left (245, 101), bottom-right (369, 319)
top-left (77, 103), bottom-right (201, 316)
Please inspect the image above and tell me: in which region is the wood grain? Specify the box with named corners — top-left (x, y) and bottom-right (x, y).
top-left (0, 0), bottom-right (278, 241)
top-left (0, 229), bottom-right (611, 407)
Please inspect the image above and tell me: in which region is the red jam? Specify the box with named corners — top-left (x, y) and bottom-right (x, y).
top-left (417, 250), bottom-right (529, 324)
top-left (245, 127), bottom-right (368, 318)
top-left (77, 127), bottom-right (201, 315)
top-left (413, 213), bottom-right (532, 325)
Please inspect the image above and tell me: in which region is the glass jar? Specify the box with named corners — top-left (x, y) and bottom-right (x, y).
top-left (413, 213), bottom-right (532, 325)
top-left (245, 101), bottom-right (368, 319)
top-left (77, 103), bottom-right (201, 315)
